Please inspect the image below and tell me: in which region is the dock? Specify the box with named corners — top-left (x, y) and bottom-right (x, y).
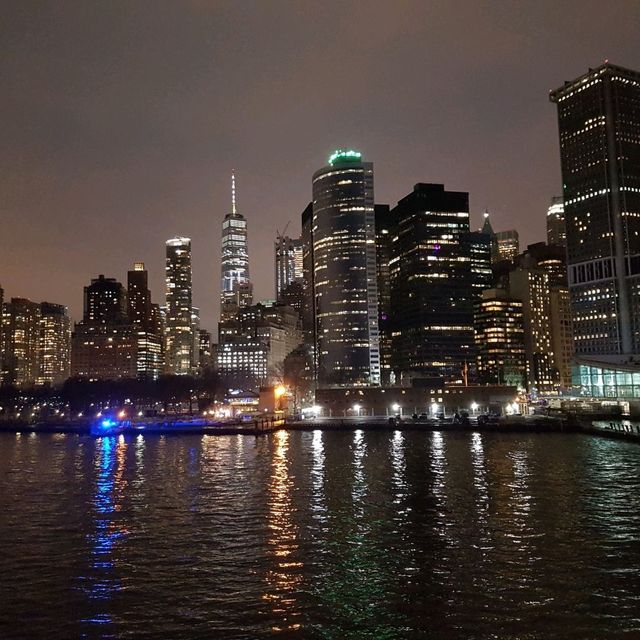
top-left (0, 414), bottom-right (638, 443)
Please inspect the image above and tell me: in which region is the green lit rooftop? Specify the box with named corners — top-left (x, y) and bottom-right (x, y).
top-left (328, 149), bottom-right (362, 165)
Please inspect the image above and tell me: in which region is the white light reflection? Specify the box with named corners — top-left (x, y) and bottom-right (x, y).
top-left (470, 432), bottom-right (491, 553)
top-left (352, 429), bottom-right (367, 508)
top-left (390, 430), bottom-right (408, 505)
top-left (310, 430), bottom-right (328, 526)
top-left (429, 431), bottom-right (449, 543)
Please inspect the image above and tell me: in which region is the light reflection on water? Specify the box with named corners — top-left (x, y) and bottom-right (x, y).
top-left (80, 435), bottom-right (128, 634)
top-left (0, 431), bottom-right (639, 639)
top-left (263, 429), bottom-right (303, 634)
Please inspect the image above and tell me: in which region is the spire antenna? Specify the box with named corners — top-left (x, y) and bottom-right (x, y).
top-left (231, 171), bottom-right (237, 215)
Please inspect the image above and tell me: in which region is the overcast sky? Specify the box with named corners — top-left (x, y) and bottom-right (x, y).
top-left (2, 0), bottom-right (640, 331)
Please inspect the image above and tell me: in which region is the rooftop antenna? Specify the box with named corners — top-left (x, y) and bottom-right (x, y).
top-left (231, 171), bottom-right (237, 215)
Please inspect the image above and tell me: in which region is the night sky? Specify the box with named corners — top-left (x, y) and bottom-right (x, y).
top-left (2, 1), bottom-right (640, 331)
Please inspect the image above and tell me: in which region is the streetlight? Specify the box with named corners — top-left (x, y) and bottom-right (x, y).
top-left (470, 402), bottom-right (479, 414)
top-left (392, 403), bottom-right (400, 415)
top-left (353, 404), bottom-right (361, 416)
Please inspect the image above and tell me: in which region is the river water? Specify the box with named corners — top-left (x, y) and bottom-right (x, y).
top-left (0, 430), bottom-right (639, 639)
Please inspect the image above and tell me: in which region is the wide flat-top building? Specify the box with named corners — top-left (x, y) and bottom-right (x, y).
top-left (311, 150), bottom-right (380, 387)
top-left (1, 298), bottom-right (41, 387)
top-left (474, 289), bottom-right (525, 386)
top-left (389, 183), bottom-right (478, 384)
top-left (217, 302), bottom-right (302, 391)
top-left (550, 62), bottom-right (640, 360)
top-left (38, 302), bottom-right (71, 386)
top-left (2, 299), bottom-right (71, 388)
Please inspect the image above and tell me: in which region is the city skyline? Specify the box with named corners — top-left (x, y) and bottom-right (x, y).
top-left (3, 2), bottom-right (640, 330)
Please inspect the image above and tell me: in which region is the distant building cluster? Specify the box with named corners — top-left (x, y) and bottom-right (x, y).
top-left (1, 61), bottom-right (639, 407)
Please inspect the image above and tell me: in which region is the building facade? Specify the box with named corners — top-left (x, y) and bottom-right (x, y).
top-left (389, 183), bottom-right (476, 384)
top-left (493, 230), bottom-right (520, 264)
top-left (217, 303), bottom-right (302, 390)
top-left (550, 62), bottom-right (640, 360)
top-left (508, 268), bottom-right (557, 391)
top-left (38, 302), bottom-right (71, 386)
top-left (165, 237), bottom-right (194, 375)
top-left (1, 298), bottom-right (42, 387)
top-left (474, 289), bottom-right (526, 386)
top-left (311, 150), bottom-right (380, 387)
top-left (71, 275), bottom-right (137, 380)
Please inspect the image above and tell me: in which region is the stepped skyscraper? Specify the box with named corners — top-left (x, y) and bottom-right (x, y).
top-left (220, 173), bottom-right (252, 321)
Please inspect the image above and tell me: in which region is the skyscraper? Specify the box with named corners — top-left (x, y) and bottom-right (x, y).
top-left (71, 276), bottom-right (137, 380)
top-left (274, 235), bottom-right (303, 300)
top-left (127, 262), bottom-right (163, 379)
top-left (220, 173), bottom-right (251, 321)
top-left (311, 150), bottom-right (380, 387)
top-left (517, 243), bottom-right (574, 389)
top-left (546, 196), bottom-right (566, 247)
top-left (374, 204), bottom-right (393, 384)
top-left (550, 62), bottom-right (640, 359)
top-left (508, 268), bottom-right (556, 391)
top-left (165, 237), bottom-right (194, 375)
top-left (493, 230), bottom-right (520, 264)
top-left (474, 289), bottom-right (526, 386)
top-left (1, 298), bottom-right (41, 387)
top-left (389, 183), bottom-right (475, 383)
top-left (38, 302), bottom-right (71, 386)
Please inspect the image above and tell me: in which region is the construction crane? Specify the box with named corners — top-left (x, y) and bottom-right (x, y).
top-left (276, 220), bottom-right (291, 240)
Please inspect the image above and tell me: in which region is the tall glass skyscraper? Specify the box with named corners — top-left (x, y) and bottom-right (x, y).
top-left (220, 173), bottom-right (251, 321)
top-left (165, 237), bottom-right (194, 375)
top-left (311, 150), bottom-right (380, 387)
top-left (274, 235), bottom-right (303, 300)
top-left (550, 62), bottom-right (640, 359)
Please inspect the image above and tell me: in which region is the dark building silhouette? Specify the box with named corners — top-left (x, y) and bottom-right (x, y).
top-left (127, 262), bottom-right (163, 379)
top-left (300, 202), bottom-right (316, 379)
top-left (72, 275), bottom-right (136, 380)
top-left (389, 183), bottom-right (480, 383)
